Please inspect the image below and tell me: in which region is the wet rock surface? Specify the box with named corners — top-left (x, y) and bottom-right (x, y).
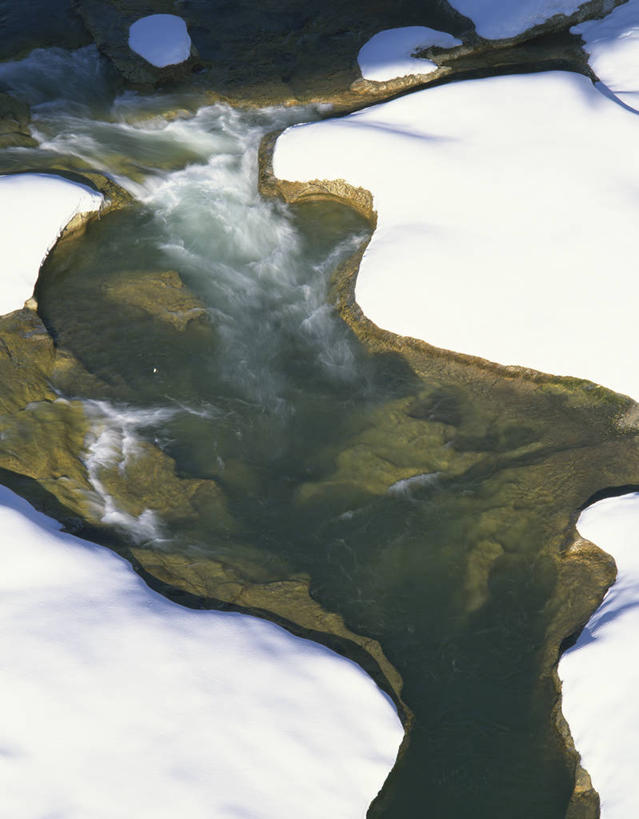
top-left (103, 270), bottom-right (208, 331)
top-left (0, 92), bottom-right (36, 148)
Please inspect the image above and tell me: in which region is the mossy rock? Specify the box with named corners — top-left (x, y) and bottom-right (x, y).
top-left (103, 270), bottom-right (208, 331)
top-left (0, 93), bottom-right (37, 148)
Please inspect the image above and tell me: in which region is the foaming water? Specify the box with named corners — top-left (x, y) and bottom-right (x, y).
top-left (142, 110), bottom-right (366, 405)
top-left (82, 400), bottom-right (177, 543)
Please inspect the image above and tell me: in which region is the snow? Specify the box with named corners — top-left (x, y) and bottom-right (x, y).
top-left (357, 27), bottom-right (462, 82)
top-left (0, 173), bottom-right (102, 315)
top-left (128, 14), bottom-right (192, 68)
top-left (559, 493), bottom-right (639, 818)
top-left (572, 0), bottom-right (639, 110)
top-left (0, 485), bottom-right (402, 819)
top-left (273, 70), bottom-right (639, 401)
top-left (449, 0), bottom-right (586, 39)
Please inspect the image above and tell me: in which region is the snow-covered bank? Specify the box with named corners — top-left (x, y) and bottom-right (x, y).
top-left (559, 493), bottom-right (639, 818)
top-left (0, 173), bottom-right (102, 314)
top-left (357, 27), bottom-right (461, 82)
top-left (449, 0), bottom-right (587, 39)
top-left (572, 0), bottom-right (639, 110)
top-left (0, 485), bottom-right (402, 819)
top-left (128, 14), bottom-right (191, 68)
top-left (273, 71), bottom-right (639, 401)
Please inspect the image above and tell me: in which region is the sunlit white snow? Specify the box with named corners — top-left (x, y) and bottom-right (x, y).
top-left (274, 71), bottom-right (639, 401)
top-left (128, 14), bottom-right (191, 68)
top-left (0, 485), bottom-right (402, 819)
top-left (357, 27), bottom-right (462, 82)
top-left (0, 173), bottom-right (102, 315)
top-left (559, 492), bottom-right (639, 818)
top-left (449, 0), bottom-right (586, 39)
top-left (572, 0), bottom-right (639, 110)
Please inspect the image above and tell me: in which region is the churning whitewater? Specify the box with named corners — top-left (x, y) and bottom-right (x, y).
top-left (0, 45), bottom-right (370, 539)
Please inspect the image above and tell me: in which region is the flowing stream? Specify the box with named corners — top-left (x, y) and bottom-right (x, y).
top-left (0, 44), bottom-right (586, 818)
top-left (1, 46), bottom-right (381, 547)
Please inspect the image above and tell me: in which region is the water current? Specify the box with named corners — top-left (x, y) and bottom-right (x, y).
top-left (0, 45), bottom-right (582, 818)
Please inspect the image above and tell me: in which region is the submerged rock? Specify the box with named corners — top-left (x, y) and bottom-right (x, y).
top-left (0, 306), bottom-right (228, 547)
top-left (103, 270), bottom-right (208, 331)
top-left (0, 93), bottom-right (36, 148)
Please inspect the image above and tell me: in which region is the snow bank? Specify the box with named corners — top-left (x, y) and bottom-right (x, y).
top-left (0, 485), bottom-right (402, 819)
top-left (273, 71), bottom-right (639, 401)
top-left (449, 0), bottom-right (585, 39)
top-left (128, 14), bottom-right (191, 68)
top-left (559, 493), bottom-right (639, 818)
top-left (0, 173), bottom-right (102, 315)
top-left (357, 27), bottom-right (462, 82)
top-left (572, 0), bottom-right (639, 110)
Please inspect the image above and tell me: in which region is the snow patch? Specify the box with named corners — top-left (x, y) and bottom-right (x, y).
top-left (0, 173), bottom-right (102, 316)
top-left (0, 484), bottom-right (403, 819)
top-left (559, 492), bottom-right (639, 818)
top-left (128, 14), bottom-right (192, 68)
top-left (273, 71), bottom-right (639, 401)
top-left (449, 0), bottom-right (586, 39)
top-left (358, 27), bottom-right (462, 82)
top-left (572, 0), bottom-right (639, 110)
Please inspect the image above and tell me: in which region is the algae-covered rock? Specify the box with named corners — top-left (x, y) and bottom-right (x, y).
top-left (95, 438), bottom-right (235, 528)
top-left (103, 270), bottom-right (208, 331)
top-left (0, 308), bottom-right (57, 412)
top-left (0, 309), bottom-right (95, 516)
top-left (0, 302), bottom-right (230, 539)
top-left (0, 93), bottom-right (37, 149)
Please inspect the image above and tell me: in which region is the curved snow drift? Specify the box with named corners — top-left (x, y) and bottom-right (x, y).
top-left (0, 485), bottom-right (403, 819)
top-left (559, 492), bottom-right (639, 818)
top-left (358, 27), bottom-right (462, 82)
top-left (0, 173), bottom-right (102, 315)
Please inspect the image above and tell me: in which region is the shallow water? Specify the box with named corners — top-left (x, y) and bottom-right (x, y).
top-left (1, 45), bottom-right (587, 818)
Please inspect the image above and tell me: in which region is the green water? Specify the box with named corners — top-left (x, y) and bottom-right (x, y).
top-left (3, 44), bottom-right (622, 818)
